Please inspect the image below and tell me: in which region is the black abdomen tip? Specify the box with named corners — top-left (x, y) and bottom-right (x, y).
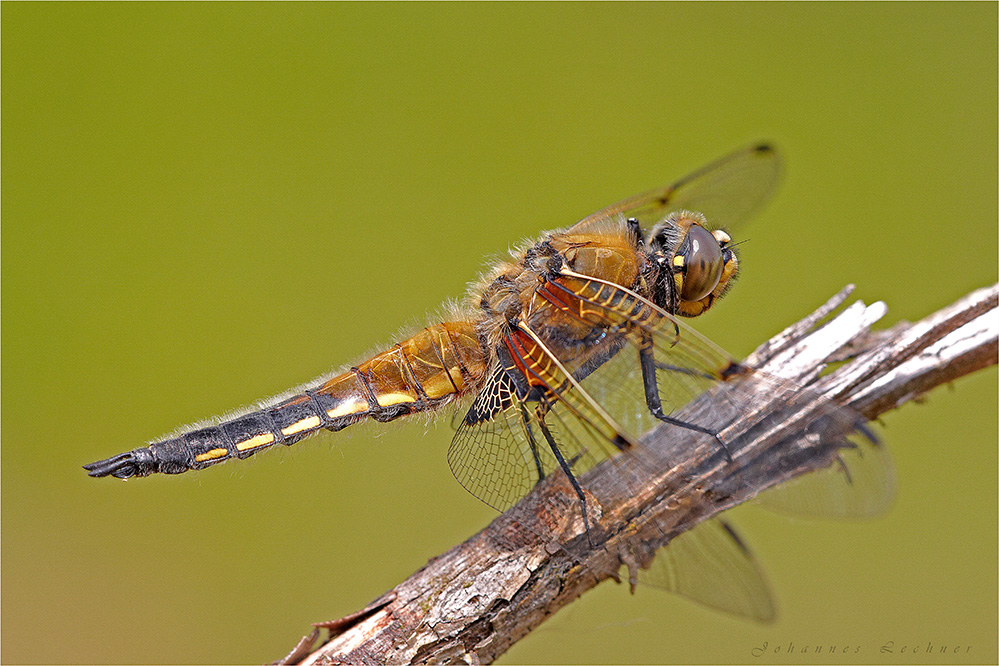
top-left (83, 448), bottom-right (156, 479)
top-left (83, 453), bottom-right (139, 478)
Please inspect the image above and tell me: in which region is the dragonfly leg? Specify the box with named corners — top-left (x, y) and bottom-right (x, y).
top-left (518, 402), bottom-right (547, 486)
top-left (536, 413), bottom-right (594, 546)
top-left (638, 335), bottom-right (734, 462)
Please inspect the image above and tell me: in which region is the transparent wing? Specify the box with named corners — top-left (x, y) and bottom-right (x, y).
top-left (447, 276), bottom-right (744, 519)
top-left (568, 143), bottom-right (781, 235)
top-left (537, 271), bottom-right (895, 515)
top-left (448, 267), bottom-right (892, 622)
top-left (450, 144), bottom-right (785, 516)
top-left (449, 270), bottom-right (895, 517)
top-left (632, 519), bottom-right (776, 623)
top-left (447, 368), bottom-right (541, 513)
top-left (448, 333), bottom-right (639, 514)
top-left (448, 366), bottom-right (568, 513)
top-left (755, 430), bottom-right (896, 519)
top-left (448, 351), bottom-right (778, 623)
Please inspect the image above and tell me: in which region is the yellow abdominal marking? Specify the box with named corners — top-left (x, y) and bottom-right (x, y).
top-left (194, 447), bottom-right (228, 462)
top-left (281, 415), bottom-right (321, 436)
top-left (376, 392), bottom-right (416, 407)
top-left (235, 432), bottom-right (275, 451)
top-left (326, 398), bottom-right (369, 419)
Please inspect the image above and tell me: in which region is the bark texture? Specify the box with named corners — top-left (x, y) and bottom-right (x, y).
top-left (279, 284), bottom-right (997, 666)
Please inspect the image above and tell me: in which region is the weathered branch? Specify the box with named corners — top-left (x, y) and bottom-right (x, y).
top-left (281, 284), bottom-right (998, 666)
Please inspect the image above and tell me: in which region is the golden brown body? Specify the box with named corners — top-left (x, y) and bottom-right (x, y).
top-left (84, 144), bottom-right (777, 483)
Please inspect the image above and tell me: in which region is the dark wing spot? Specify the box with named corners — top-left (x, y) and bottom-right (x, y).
top-left (463, 369), bottom-right (518, 425)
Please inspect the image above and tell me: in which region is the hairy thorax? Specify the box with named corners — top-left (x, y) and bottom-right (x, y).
top-left (473, 220), bottom-right (647, 352)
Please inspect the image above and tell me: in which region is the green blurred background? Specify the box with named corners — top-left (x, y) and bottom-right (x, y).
top-left (3, 4), bottom-right (996, 664)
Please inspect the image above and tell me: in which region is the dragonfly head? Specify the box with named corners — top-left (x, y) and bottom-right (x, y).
top-left (648, 211), bottom-right (739, 318)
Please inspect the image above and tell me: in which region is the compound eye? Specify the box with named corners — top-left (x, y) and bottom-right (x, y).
top-left (679, 225), bottom-right (724, 302)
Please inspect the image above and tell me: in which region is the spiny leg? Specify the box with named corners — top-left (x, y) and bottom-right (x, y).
top-left (638, 334), bottom-right (733, 462)
top-left (518, 401), bottom-right (547, 486)
top-left (535, 410), bottom-right (594, 547)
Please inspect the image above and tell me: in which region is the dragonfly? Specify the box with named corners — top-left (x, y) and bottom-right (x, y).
top-left (85, 144), bottom-right (891, 622)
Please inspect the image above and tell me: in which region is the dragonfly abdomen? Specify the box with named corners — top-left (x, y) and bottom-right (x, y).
top-left (84, 322), bottom-right (488, 479)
